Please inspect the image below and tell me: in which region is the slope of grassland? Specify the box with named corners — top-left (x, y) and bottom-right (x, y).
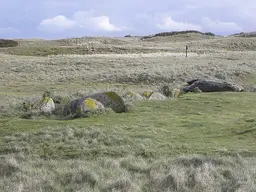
top-left (0, 92), bottom-right (256, 191)
top-left (3, 34), bottom-right (256, 57)
top-left (1, 92), bottom-right (256, 158)
top-left (0, 33), bottom-right (256, 191)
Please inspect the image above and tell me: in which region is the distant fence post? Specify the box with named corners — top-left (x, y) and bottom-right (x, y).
top-left (186, 45), bottom-right (188, 57)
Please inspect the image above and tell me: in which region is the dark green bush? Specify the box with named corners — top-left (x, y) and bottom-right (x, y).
top-left (204, 32), bottom-right (216, 36)
top-left (141, 30), bottom-right (216, 40)
top-left (0, 39), bottom-right (18, 47)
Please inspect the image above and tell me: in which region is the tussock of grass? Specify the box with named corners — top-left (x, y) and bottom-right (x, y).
top-left (0, 156), bottom-right (20, 177)
top-left (2, 126), bottom-right (135, 159)
top-left (1, 154), bottom-right (256, 192)
top-left (148, 155), bottom-right (256, 192)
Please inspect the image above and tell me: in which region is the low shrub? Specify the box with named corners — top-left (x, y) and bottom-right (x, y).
top-left (0, 39), bottom-right (18, 47)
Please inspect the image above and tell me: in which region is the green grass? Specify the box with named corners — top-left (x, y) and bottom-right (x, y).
top-left (1, 35), bottom-right (256, 191)
top-left (1, 92), bottom-right (255, 160)
top-left (1, 92), bottom-right (256, 191)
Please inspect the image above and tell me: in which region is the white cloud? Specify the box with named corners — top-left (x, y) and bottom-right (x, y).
top-left (72, 11), bottom-right (122, 31)
top-left (0, 27), bottom-right (19, 34)
top-left (39, 15), bottom-right (75, 32)
top-left (156, 16), bottom-right (202, 31)
top-left (38, 10), bottom-right (124, 33)
top-left (201, 17), bottom-right (243, 33)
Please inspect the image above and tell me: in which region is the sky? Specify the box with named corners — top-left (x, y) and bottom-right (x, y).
top-left (0, 0), bottom-right (256, 39)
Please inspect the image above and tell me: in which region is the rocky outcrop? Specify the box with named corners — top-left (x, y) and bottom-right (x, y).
top-left (183, 79), bottom-right (244, 93)
top-left (68, 91), bottom-right (127, 115)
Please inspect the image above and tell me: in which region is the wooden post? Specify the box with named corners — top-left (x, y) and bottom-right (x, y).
top-left (186, 45), bottom-right (188, 57)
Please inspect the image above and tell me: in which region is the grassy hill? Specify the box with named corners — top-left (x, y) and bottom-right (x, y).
top-left (0, 32), bottom-right (256, 191)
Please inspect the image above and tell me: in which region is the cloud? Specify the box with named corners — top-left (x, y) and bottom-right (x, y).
top-left (0, 27), bottom-right (19, 34)
top-left (156, 16), bottom-right (202, 31)
top-left (1, 0), bottom-right (254, 38)
top-left (73, 11), bottom-right (123, 31)
top-left (201, 17), bottom-right (242, 34)
top-left (38, 10), bottom-right (124, 33)
top-left (38, 15), bottom-right (75, 32)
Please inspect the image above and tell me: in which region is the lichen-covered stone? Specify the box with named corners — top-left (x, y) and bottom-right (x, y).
top-left (123, 91), bottom-right (144, 101)
top-left (76, 98), bottom-right (104, 115)
top-left (39, 97), bottom-right (55, 114)
top-left (148, 92), bottom-right (167, 100)
top-left (69, 91), bottom-right (126, 115)
top-left (142, 91), bottom-right (153, 98)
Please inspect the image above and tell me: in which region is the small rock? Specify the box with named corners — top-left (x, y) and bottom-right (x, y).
top-left (142, 91), bottom-right (153, 99)
top-left (39, 97), bottom-right (55, 114)
top-left (123, 91), bottom-right (144, 101)
top-left (148, 92), bottom-right (167, 100)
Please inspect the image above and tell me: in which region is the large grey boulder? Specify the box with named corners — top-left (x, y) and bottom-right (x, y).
top-left (67, 91), bottom-right (127, 116)
top-left (183, 79), bottom-right (244, 93)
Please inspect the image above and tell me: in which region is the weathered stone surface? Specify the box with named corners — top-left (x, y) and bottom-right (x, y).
top-left (161, 85), bottom-right (182, 98)
top-left (142, 91), bottom-right (154, 99)
top-left (148, 92), bottom-right (167, 100)
top-left (69, 91), bottom-right (126, 114)
top-left (122, 91), bottom-right (144, 101)
top-left (183, 79), bottom-right (244, 92)
top-left (76, 98), bottom-right (104, 115)
top-left (39, 97), bottom-right (55, 114)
